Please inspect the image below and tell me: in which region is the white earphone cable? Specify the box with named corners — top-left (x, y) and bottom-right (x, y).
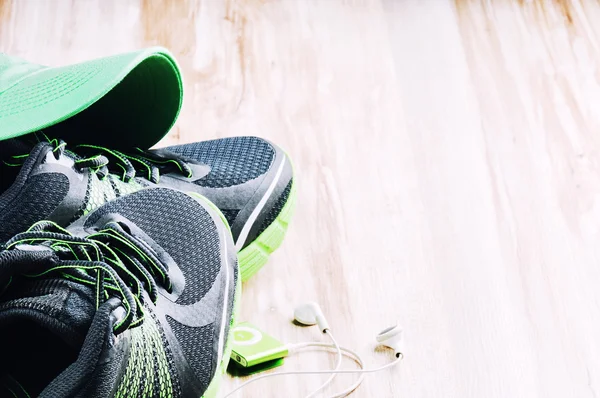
top-left (290, 342), bottom-right (365, 398)
top-left (306, 329), bottom-right (342, 397)
top-left (222, 343), bottom-right (402, 398)
top-left (290, 343), bottom-right (402, 397)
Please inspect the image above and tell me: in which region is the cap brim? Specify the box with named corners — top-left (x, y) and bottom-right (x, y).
top-left (0, 47), bottom-right (182, 149)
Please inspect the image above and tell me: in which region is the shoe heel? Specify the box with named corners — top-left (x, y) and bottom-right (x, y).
top-left (237, 180), bottom-right (297, 281)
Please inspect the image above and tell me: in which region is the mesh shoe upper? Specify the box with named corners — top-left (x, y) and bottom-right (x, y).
top-left (0, 188), bottom-right (238, 398)
top-left (0, 142), bottom-right (71, 242)
top-left (0, 172), bottom-right (70, 241)
top-left (0, 135), bottom-right (294, 255)
top-left (162, 136), bottom-right (294, 250)
top-left (164, 136), bottom-right (275, 188)
top-left (0, 139), bottom-right (144, 242)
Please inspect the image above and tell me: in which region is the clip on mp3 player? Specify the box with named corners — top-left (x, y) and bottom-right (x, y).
top-left (229, 322), bottom-right (288, 375)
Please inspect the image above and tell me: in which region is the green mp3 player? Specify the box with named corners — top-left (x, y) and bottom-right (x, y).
top-left (230, 322), bottom-right (288, 370)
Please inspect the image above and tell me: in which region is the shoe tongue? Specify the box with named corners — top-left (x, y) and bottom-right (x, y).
top-left (0, 277), bottom-right (97, 350)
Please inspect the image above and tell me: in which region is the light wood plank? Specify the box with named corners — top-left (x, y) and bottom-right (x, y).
top-left (2, 0), bottom-right (600, 397)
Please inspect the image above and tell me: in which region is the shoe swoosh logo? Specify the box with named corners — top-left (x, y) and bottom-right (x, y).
top-left (157, 273), bottom-right (222, 328)
top-left (156, 227), bottom-right (231, 332)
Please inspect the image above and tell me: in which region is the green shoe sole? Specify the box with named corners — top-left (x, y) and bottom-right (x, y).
top-left (237, 179), bottom-right (297, 281)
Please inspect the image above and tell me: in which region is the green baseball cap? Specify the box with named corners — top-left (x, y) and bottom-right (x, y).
top-left (0, 47), bottom-right (182, 149)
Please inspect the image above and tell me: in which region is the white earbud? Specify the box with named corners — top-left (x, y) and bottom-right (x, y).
top-left (294, 302), bottom-right (330, 333)
top-left (376, 323), bottom-right (403, 358)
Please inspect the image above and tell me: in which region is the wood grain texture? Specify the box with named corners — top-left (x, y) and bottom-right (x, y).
top-left (2, 0), bottom-right (600, 397)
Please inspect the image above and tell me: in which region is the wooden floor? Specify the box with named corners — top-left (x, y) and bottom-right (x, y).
top-left (3, 0), bottom-right (600, 397)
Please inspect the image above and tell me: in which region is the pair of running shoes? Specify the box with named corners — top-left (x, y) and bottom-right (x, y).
top-left (0, 133), bottom-right (295, 397)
